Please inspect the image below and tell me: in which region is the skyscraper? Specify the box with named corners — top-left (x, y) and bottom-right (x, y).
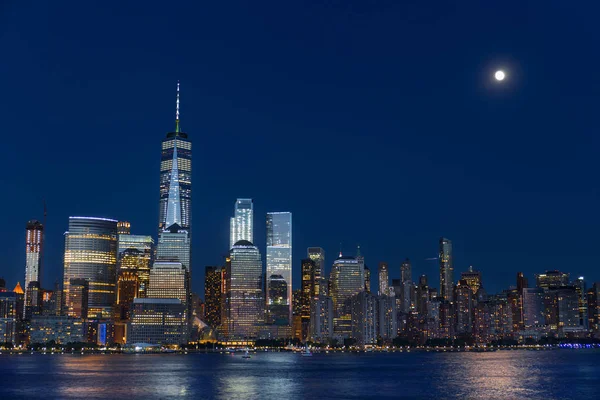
top-left (204, 266), bottom-right (224, 329)
top-left (118, 230), bottom-right (153, 298)
top-left (378, 262), bottom-right (389, 296)
top-left (147, 261), bottom-right (190, 314)
top-left (156, 224), bottom-right (191, 271)
top-left (439, 238), bottom-right (454, 302)
top-left (223, 240), bottom-right (263, 340)
top-left (461, 266), bottom-right (482, 295)
top-left (536, 270), bottom-right (569, 289)
top-left (158, 82), bottom-right (192, 233)
top-left (308, 247), bottom-right (325, 295)
top-left (330, 253), bottom-right (364, 338)
top-left (230, 199), bottom-right (253, 249)
top-left (400, 258), bottom-right (413, 313)
top-left (63, 217), bottom-right (118, 319)
top-left (24, 220), bottom-right (44, 316)
top-left (266, 212), bottom-right (292, 325)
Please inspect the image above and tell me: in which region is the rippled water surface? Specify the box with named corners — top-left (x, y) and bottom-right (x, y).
top-left (1, 350), bottom-right (598, 399)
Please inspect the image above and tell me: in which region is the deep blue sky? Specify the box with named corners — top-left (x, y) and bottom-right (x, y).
top-left (2, 1), bottom-right (599, 297)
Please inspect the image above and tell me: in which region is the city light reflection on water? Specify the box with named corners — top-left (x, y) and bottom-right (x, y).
top-left (1, 351), bottom-right (599, 399)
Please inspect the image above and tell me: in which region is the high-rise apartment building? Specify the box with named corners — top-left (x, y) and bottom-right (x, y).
top-left (24, 220), bottom-right (44, 316)
top-left (230, 199), bottom-right (253, 249)
top-left (266, 212), bottom-right (292, 325)
top-left (63, 217), bottom-right (118, 319)
top-left (378, 262), bottom-right (389, 296)
top-left (439, 238), bottom-right (454, 302)
top-left (158, 82), bottom-right (192, 233)
top-left (222, 240), bottom-right (263, 340)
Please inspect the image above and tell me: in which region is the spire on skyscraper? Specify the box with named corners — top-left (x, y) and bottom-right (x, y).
top-left (175, 80), bottom-right (180, 133)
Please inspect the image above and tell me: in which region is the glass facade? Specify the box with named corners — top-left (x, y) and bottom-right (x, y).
top-left (158, 91), bottom-right (192, 233)
top-left (330, 255), bottom-right (364, 338)
top-left (63, 217), bottom-right (118, 319)
top-left (118, 235), bottom-right (153, 298)
top-left (223, 241), bottom-right (263, 340)
top-left (229, 198), bottom-right (253, 249)
top-left (439, 237), bottom-right (454, 302)
top-left (204, 266), bottom-right (224, 329)
top-left (156, 226), bottom-right (191, 271)
top-left (266, 212), bottom-right (292, 325)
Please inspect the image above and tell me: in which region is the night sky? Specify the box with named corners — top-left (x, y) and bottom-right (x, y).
top-left (2, 1), bottom-right (599, 297)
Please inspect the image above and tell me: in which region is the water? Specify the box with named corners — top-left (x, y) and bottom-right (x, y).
top-left (1, 350), bottom-right (598, 399)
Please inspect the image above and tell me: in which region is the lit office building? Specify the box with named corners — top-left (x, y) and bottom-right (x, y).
top-left (222, 240), bottom-right (263, 340)
top-left (128, 298), bottom-right (187, 345)
top-left (66, 278), bottom-right (89, 319)
top-left (156, 225), bottom-right (191, 271)
top-left (25, 281), bottom-right (42, 319)
top-left (117, 221), bottom-right (131, 235)
top-left (544, 287), bottom-right (581, 336)
top-left (230, 199), bottom-right (253, 249)
top-left (147, 262), bottom-right (189, 312)
top-left (0, 292), bottom-right (17, 345)
top-left (439, 238), bottom-right (454, 302)
top-left (266, 212), bottom-right (292, 325)
top-left (118, 232), bottom-right (153, 297)
top-left (330, 254), bottom-right (364, 338)
top-left (536, 270), bottom-right (569, 289)
top-left (267, 274), bottom-right (289, 325)
top-left (158, 82), bottom-right (192, 234)
top-left (309, 295), bottom-right (333, 343)
top-left (204, 266), bottom-right (224, 329)
top-left (461, 266), bottom-right (482, 295)
top-left (119, 248), bottom-right (151, 298)
top-left (63, 217), bottom-right (118, 319)
top-left (378, 262), bottom-right (389, 296)
top-left (29, 316), bottom-right (85, 344)
top-left (116, 270), bottom-right (139, 320)
top-left (24, 220), bottom-right (44, 317)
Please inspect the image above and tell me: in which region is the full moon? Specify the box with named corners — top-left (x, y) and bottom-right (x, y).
top-left (494, 70), bottom-right (505, 81)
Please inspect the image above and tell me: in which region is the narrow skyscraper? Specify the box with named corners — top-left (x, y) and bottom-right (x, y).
top-left (308, 247), bottom-right (325, 295)
top-left (230, 199), bottom-right (253, 248)
top-left (158, 82), bottom-right (192, 233)
top-left (24, 220), bottom-right (44, 318)
top-left (378, 262), bottom-right (389, 296)
top-left (439, 238), bottom-right (454, 302)
top-left (266, 212), bottom-right (292, 324)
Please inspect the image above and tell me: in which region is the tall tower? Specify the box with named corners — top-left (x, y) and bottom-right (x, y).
top-left (266, 212), bottom-right (292, 324)
top-left (378, 262), bottom-right (389, 296)
top-left (307, 247), bottom-right (325, 295)
top-left (63, 217), bottom-right (118, 319)
top-left (24, 220), bottom-right (44, 316)
top-left (158, 82), bottom-right (192, 233)
top-left (223, 240), bottom-right (263, 339)
top-left (230, 199), bottom-right (253, 249)
top-left (439, 237), bottom-right (454, 302)
top-left (400, 258), bottom-right (413, 313)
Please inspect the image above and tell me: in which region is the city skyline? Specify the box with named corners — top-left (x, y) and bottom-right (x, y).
top-left (3, 2), bottom-right (600, 300)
